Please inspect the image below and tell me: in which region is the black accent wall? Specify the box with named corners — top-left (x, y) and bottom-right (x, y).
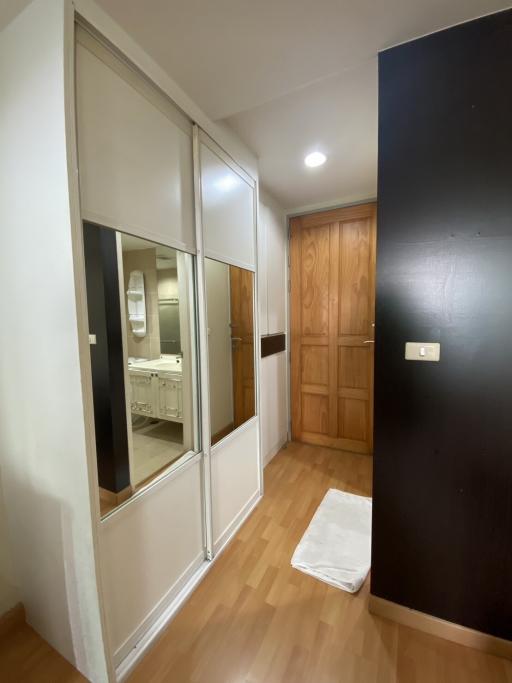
top-left (83, 223), bottom-right (130, 494)
top-left (372, 10), bottom-right (512, 640)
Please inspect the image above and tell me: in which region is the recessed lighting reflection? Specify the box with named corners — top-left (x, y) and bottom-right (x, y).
top-left (215, 174), bottom-right (238, 192)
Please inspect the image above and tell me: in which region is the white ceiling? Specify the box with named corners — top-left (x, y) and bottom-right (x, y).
top-left (3, 0), bottom-right (510, 211)
top-left (227, 59), bottom-right (378, 211)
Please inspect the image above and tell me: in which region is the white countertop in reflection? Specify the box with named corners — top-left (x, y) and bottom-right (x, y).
top-left (128, 355), bottom-right (182, 373)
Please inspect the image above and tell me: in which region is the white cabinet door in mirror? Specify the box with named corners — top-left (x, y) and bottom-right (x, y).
top-left (200, 141), bottom-right (256, 270)
top-left (75, 28), bottom-right (195, 253)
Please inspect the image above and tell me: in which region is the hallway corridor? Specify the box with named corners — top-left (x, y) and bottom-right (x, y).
top-left (2, 444), bottom-right (511, 681)
top-left (128, 443), bottom-right (511, 683)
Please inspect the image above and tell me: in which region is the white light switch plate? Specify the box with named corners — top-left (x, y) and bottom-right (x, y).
top-left (89, 334), bottom-right (97, 345)
top-left (405, 342), bottom-right (440, 362)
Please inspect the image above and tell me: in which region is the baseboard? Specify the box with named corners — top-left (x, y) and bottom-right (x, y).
top-left (99, 485), bottom-right (132, 506)
top-left (115, 492), bottom-right (262, 681)
top-left (369, 594), bottom-right (512, 660)
top-left (263, 438), bottom-right (288, 467)
top-left (0, 603), bottom-right (25, 638)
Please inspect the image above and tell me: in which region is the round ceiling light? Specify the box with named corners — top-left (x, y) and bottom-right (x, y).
top-left (304, 151), bottom-right (326, 168)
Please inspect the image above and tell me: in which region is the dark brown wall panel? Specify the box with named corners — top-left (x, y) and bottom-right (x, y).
top-left (372, 9), bottom-right (512, 640)
top-left (83, 223), bottom-right (130, 493)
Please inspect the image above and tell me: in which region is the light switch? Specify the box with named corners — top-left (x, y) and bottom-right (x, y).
top-left (89, 334), bottom-right (97, 345)
top-left (405, 342), bottom-right (440, 362)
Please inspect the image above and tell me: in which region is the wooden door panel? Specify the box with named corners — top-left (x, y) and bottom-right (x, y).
top-left (302, 394), bottom-right (329, 435)
top-left (243, 382), bottom-right (255, 419)
top-left (339, 219), bottom-right (371, 336)
top-left (291, 203), bottom-right (376, 454)
top-left (242, 341), bottom-right (254, 382)
top-left (300, 226), bottom-right (330, 336)
top-left (230, 265), bottom-right (255, 429)
top-left (338, 398), bottom-right (367, 442)
top-left (338, 347), bottom-right (369, 390)
top-left (301, 345), bottom-right (329, 386)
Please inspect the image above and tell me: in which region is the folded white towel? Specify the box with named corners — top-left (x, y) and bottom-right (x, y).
top-left (291, 488), bottom-right (372, 593)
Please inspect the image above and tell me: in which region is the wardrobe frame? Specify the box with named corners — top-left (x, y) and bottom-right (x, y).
top-left (65, 1), bottom-right (263, 679)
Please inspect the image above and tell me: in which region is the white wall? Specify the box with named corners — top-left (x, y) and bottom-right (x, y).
top-left (0, 1), bottom-right (109, 680)
top-left (0, 467), bottom-right (19, 616)
top-left (259, 191), bottom-right (288, 336)
top-left (260, 353), bottom-right (289, 466)
top-left (157, 268), bottom-right (178, 299)
top-left (258, 190), bottom-right (289, 464)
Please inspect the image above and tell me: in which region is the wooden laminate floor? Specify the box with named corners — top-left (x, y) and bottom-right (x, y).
top-left (3, 442), bottom-right (512, 682)
top-left (129, 442), bottom-right (512, 683)
top-left (0, 620), bottom-right (86, 683)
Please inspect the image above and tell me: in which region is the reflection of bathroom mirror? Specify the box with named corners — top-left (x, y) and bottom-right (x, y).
top-left (205, 258), bottom-right (255, 445)
top-left (157, 259), bottom-right (181, 355)
top-left (83, 224), bottom-right (198, 516)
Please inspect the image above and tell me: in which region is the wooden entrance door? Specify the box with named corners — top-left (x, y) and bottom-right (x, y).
top-left (230, 265), bottom-right (255, 428)
top-left (290, 203), bottom-right (376, 454)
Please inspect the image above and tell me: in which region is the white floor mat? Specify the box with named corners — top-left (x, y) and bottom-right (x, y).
top-left (291, 488), bottom-right (372, 593)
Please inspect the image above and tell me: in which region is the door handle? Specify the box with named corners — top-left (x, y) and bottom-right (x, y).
top-left (231, 337), bottom-right (242, 342)
top-left (363, 340), bottom-right (374, 344)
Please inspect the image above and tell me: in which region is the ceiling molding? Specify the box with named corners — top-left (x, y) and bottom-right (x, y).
top-left (286, 194), bottom-right (377, 218)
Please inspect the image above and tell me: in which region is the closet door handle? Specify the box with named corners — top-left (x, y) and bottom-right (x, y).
top-left (363, 340), bottom-right (374, 344)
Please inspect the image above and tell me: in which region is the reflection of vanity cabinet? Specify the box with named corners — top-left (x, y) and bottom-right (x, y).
top-left (158, 373), bottom-right (183, 421)
top-left (128, 358), bottom-right (183, 423)
top-left (129, 370), bottom-right (155, 416)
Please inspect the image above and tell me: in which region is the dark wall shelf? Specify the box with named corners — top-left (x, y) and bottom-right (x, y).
top-left (261, 333), bottom-right (286, 358)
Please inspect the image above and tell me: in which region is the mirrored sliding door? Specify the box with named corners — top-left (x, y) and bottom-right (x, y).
top-left (83, 224), bottom-right (199, 515)
top-left (205, 258), bottom-right (255, 445)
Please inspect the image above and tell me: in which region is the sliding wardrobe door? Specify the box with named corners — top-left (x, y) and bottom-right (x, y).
top-left (201, 138), bottom-right (256, 270)
top-left (75, 26), bottom-right (195, 253)
top-left (75, 25), bottom-right (203, 668)
top-left (199, 134), bottom-right (261, 553)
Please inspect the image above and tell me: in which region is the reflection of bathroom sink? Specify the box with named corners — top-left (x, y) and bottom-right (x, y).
top-left (154, 360), bottom-right (182, 372)
top-left (129, 356), bottom-right (182, 373)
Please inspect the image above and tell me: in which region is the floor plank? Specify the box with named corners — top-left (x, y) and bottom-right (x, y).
top-left (129, 441), bottom-right (512, 683)
top-left (0, 621), bottom-right (85, 683)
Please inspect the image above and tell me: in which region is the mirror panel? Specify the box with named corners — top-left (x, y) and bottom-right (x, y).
top-left (205, 259), bottom-right (255, 445)
top-left (83, 224), bottom-right (198, 516)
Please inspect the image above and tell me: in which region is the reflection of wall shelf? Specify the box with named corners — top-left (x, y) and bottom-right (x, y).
top-left (127, 270), bottom-right (146, 337)
top-left (158, 297), bottom-right (179, 305)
